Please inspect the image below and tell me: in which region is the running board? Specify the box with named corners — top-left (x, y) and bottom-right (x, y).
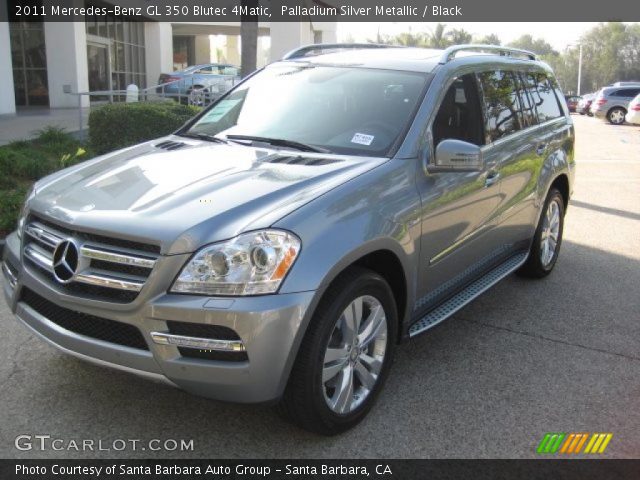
top-left (409, 252), bottom-right (528, 337)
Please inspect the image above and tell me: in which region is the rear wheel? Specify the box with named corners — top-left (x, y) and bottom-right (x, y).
top-left (517, 188), bottom-right (565, 278)
top-left (607, 107), bottom-right (626, 125)
top-left (278, 267), bottom-right (397, 435)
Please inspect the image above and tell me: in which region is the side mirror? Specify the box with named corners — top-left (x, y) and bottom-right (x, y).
top-left (427, 139), bottom-right (483, 173)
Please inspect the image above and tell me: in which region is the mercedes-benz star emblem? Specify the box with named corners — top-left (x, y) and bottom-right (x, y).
top-left (52, 239), bottom-right (79, 283)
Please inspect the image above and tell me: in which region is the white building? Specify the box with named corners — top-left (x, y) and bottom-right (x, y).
top-left (0, 1), bottom-right (336, 114)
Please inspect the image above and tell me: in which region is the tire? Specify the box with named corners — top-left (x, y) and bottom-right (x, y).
top-left (186, 86), bottom-right (207, 106)
top-left (278, 267), bottom-right (397, 435)
top-left (607, 107), bottom-right (626, 125)
top-left (517, 188), bottom-right (565, 278)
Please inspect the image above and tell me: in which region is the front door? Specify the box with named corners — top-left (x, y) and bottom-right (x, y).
top-left (415, 73), bottom-right (504, 312)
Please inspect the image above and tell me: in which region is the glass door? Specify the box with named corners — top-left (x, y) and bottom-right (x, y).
top-left (87, 41), bottom-right (111, 100)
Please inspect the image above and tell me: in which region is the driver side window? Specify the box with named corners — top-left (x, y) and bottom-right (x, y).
top-left (432, 74), bottom-right (485, 148)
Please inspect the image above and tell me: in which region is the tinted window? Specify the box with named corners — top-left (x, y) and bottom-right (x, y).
top-left (477, 70), bottom-right (523, 142)
top-left (612, 88), bottom-right (640, 97)
top-left (432, 74), bottom-right (485, 147)
top-left (515, 73), bottom-right (538, 127)
top-left (525, 73), bottom-right (563, 123)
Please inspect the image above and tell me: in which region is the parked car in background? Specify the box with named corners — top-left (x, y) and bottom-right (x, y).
top-left (576, 93), bottom-right (595, 115)
top-left (591, 85), bottom-right (640, 124)
top-left (564, 95), bottom-right (581, 113)
top-left (625, 93), bottom-right (640, 125)
top-left (157, 64), bottom-right (241, 106)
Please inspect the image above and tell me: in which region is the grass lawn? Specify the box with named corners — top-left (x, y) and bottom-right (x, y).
top-left (0, 127), bottom-right (92, 237)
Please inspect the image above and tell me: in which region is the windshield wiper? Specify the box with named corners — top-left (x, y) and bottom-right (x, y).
top-left (179, 132), bottom-right (228, 144)
top-left (225, 135), bottom-right (330, 153)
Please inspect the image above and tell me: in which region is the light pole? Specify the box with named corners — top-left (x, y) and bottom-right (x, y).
top-left (577, 43), bottom-right (583, 96)
top-left (567, 42), bottom-right (583, 95)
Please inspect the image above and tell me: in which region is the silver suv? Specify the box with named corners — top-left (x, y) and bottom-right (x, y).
top-left (591, 84), bottom-right (640, 124)
top-left (2, 44), bottom-right (574, 435)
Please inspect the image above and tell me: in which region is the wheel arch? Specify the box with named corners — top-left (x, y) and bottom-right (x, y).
top-left (550, 173), bottom-right (570, 210)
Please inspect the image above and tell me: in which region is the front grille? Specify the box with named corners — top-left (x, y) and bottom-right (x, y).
top-left (25, 259), bottom-right (139, 303)
top-left (20, 288), bottom-right (149, 350)
top-left (167, 321), bottom-right (248, 362)
top-left (31, 216), bottom-right (160, 254)
top-left (22, 215), bottom-right (159, 303)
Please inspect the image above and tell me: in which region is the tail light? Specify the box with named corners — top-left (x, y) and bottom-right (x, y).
top-left (595, 98), bottom-right (607, 106)
top-left (632, 104), bottom-right (640, 111)
top-left (160, 75), bottom-right (181, 84)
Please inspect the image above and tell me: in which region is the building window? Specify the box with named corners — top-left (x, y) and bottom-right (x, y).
top-left (173, 36), bottom-right (195, 71)
top-left (85, 11), bottom-right (146, 94)
top-left (10, 21), bottom-right (49, 107)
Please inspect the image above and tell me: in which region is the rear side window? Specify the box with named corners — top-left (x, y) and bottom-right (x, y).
top-left (515, 73), bottom-right (538, 127)
top-left (612, 88), bottom-right (640, 97)
top-left (525, 73), bottom-right (563, 123)
top-left (477, 70), bottom-right (523, 142)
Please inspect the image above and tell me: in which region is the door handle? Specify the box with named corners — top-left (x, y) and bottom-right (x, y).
top-left (536, 143), bottom-right (548, 156)
top-left (485, 171), bottom-right (500, 188)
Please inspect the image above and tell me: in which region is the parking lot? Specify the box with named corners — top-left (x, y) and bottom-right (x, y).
top-left (1, 114), bottom-right (638, 459)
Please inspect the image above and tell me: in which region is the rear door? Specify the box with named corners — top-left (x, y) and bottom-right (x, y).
top-left (491, 70), bottom-right (571, 247)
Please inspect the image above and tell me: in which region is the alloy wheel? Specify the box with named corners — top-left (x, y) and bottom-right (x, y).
top-left (540, 198), bottom-right (561, 267)
top-left (322, 295), bottom-right (388, 414)
top-left (609, 109), bottom-right (625, 125)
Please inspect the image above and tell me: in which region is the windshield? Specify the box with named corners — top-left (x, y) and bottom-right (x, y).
top-left (185, 64), bottom-right (428, 156)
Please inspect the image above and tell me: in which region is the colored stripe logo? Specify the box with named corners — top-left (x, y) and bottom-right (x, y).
top-left (537, 433), bottom-right (613, 454)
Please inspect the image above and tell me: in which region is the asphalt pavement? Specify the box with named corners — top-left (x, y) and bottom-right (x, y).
top-left (1, 114), bottom-right (638, 459)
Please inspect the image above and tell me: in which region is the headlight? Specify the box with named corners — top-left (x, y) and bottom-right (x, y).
top-left (17, 185), bottom-right (35, 240)
top-left (171, 230), bottom-right (301, 296)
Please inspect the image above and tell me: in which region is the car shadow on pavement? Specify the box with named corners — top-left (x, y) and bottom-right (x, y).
top-left (570, 200), bottom-right (640, 222)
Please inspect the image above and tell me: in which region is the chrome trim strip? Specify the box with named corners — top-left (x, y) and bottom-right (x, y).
top-left (150, 332), bottom-right (246, 352)
top-left (24, 244), bottom-right (53, 272)
top-left (74, 272), bottom-right (144, 292)
top-left (80, 246), bottom-right (156, 268)
top-left (2, 262), bottom-right (18, 289)
top-left (24, 223), bottom-right (62, 248)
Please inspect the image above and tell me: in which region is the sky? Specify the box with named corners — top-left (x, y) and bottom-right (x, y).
top-left (337, 22), bottom-right (602, 50)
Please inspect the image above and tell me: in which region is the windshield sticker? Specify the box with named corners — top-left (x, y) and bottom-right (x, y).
top-left (199, 99), bottom-right (241, 124)
top-left (351, 133), bottom-right (375, 146)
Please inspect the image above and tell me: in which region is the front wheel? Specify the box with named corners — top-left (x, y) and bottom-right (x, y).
top-left (278, 267), bottom-right (397, 435)
top-left (517, 188), bottom-right (565, 278)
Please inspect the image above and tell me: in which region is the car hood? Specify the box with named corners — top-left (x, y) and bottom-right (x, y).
top-left (29, 136), bottom-right (386, 254)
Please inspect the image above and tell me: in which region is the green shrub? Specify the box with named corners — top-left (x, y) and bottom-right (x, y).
top-left (88, 101), bottom-right (200, 154)
top-left (0, 184), bottom-right (29, 236)
top-left (0, 128), bottom-right (90, 236)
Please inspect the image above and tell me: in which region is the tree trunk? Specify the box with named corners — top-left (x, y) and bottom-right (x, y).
top-left (240, 0), bottom-right (259, 78)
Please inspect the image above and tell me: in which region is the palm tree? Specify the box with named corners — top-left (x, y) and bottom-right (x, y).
top-left (446, 29), bottom-right (472, 45)
top-left (428, 24), bottom-right (449, 48)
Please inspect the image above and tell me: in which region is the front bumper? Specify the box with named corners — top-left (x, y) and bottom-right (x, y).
top-left (2, 231), bottom-right (316, 403)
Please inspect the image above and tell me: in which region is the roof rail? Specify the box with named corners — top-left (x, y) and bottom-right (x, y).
top-left (439, 44), bottom-right (537, 64)
top-left (282, 43), bottom-right (393, 60)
